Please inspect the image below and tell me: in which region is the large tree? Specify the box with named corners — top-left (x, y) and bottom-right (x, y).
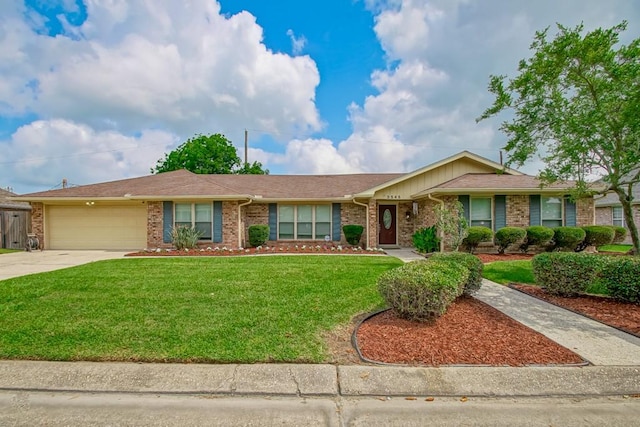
top-left (152, 133), bottom-right (268, 175)
top-left (478, 21), bottom-right (640, 254)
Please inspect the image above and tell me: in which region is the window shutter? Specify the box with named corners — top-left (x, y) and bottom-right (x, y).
top-left (564, 197), bottom-right (577, 226)
top-left (332, 203), bottom-right (341, 241)
top-left (529, 195), bottom-right (541, 226)
top-left (162, 201), bottom-right (173, 243)
top-left (495, 195), bottom-right (506, 230)
top-left (458, 195), bottom-right (470, 224)
top-left (268, 204), bottom-right (277, 240)
top-left (213, 201), bottom-right (223, 243)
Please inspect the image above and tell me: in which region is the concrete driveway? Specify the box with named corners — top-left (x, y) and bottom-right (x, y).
top-left (0, 250), bottom-right (129, 281)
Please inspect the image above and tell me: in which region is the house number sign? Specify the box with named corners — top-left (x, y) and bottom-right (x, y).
top-left (383, 209), bottom-right (392, 229)
top-left (382, 194), bottom-right (402, 199)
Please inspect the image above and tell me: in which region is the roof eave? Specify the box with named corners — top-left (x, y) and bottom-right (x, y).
top-left (412, 187), bottom-right (578, 198)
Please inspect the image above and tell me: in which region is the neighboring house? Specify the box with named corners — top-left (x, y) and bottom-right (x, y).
top-left (13, 151), bottom-right (595, 251)
top-left (595, 186), bottom-right (640, 244)
top-left (0, 188), bottom-right (32, 249)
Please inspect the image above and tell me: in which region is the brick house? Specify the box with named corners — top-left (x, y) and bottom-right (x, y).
top-left (14, 151), bottom-right (595, 250)
top-left (595, 186), bottom-right (640, 244)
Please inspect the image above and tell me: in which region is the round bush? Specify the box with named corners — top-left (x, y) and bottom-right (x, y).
top-left (552, 226), bottom-right (586, 251)
top-left (462, 226), bottom-right (493, 254)
top-left (377, 260), bottom-right (468, 321)
top-left (248, 225), bottom-right (270, 247)
top-left (606, 225), bottom-right (627, 244)
top-left (342, 224), bottom-right (364, 245)
top-left (494, 227), bottom-right (526, 254)
top-left (521, 226), bottom-right (555, 252)
top-left (430, 252), bottom-right (484, 295)
top-left (576, 226), bottom-right (615, 251)
top-left (600, 257), bottom-right (640, 303)
top-left (532, 252), bottom-right (607, 296)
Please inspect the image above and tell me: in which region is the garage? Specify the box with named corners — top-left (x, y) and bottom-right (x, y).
top-left (46, 204), bottom-right (147, 250)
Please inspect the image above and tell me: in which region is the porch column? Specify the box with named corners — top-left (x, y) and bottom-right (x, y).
top-left (368, 199), bottom-right (378, 248)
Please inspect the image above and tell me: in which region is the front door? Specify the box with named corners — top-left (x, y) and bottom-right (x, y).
top-left (378, 205), bottom-right (397, 245)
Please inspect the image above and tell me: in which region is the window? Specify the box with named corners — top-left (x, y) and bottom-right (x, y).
top-left (541, 196), bottom-right (563, 228)
top-left (470, 197), bottom-right (492, 229)
top-left (613, 206), bottom-right (625, 227)
top-left (278, 205), bottom-right (332, 240)
top-left (174, 203), bottom-right (212, 240)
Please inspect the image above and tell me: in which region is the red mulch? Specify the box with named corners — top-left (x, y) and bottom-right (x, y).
top-left (510, 284), bottom-right (640, 337)
top-left (355, 296), bottom-right (585, 367)
top-left (475, 253), bottom-right (534, 263)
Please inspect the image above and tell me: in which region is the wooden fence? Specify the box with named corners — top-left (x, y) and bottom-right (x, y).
top-left (0, 210), bottom-right (28, 249)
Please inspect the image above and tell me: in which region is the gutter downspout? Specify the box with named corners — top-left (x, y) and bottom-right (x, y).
top-left (238, 198), bottom-right (253, 248)
top-left (428, 194), bottom-right (445, 252)
top-left (352, 198), bottom-right (370, 249)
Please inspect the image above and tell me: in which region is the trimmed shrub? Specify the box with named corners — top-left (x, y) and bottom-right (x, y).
top-left (377, 260), bottom-right (468, 321)
top-left (551, 227), bottom-right (586, 251)
top-left (606, 225), bottom-right (627, 244)
top-left (430, 252), bottom-right (484, 295)
top-left (575, 226), bottom-right (615, 252)
top-left (520, 226), bottom-right (555, 253)
top-left (412, 226), bottom-right (440, 253)
top-left (600, 257), bottom-right (640, 304)
top-left (532, 252), bottom-right (608, 296)
top-left (343, 225), bottom-right (364, 245)
top-left (171, 226), bottom-right (202, 250)
top-left (248, 225), bottom-right (270, 247)
top-left (462, 226), bottom-right (493, 254)
top-left (495, 227), bottom-right (527, 254)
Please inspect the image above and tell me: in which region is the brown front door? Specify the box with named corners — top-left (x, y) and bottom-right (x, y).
top-left (378, 205), bottom-right (397, 245)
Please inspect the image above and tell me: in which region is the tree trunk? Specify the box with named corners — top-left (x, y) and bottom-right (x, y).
top-left (615, 188), bottom-right (640, 256)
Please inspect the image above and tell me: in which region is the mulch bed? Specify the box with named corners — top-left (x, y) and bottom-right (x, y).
top-left (355, 296), bottom-right (585, 367)
top-left (475, 253), bottom-right (534, 263)
top-left (126, 245), bottom-right (383, 257)
top-left (510, 284), bottom-right (640, 337)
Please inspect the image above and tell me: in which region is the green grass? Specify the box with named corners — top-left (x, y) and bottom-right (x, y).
top-left (0, 256), bottom-right (402, 363)
top-left (0, 249), bottom-right (21, 254)
top-left (482, 260), bottom-right (535, 285)
top-left (598, 244), bottom-right (632, 253)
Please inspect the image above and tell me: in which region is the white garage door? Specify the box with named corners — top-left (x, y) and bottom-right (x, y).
top-left (47, 205), bottom-right (147, 250)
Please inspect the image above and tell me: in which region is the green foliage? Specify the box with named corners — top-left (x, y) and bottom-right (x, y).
top-left (434, 201), bottom-right (468, 251)
top-left (606, 225), bottom-right (628, 244)
top-left (520, 226), bottom-right (555, 253)
top-left (152, 133), bottom-right (268, 175)
top-left (342, 225), bottom-right (364, 245)
top-left (377, 260), bottom-right (468, 321)
top-left (600, 257), bottom-right (640, 303)
top-left (494, 227), bottom-right (527, 254)
top-left (532, 253), bottom-right (608, 296)
top-left (551, 227), bottom-right (586, 251)
top-left (482, 260), bottom-right (536, 285)
top-left (430, 252), bottom-right (484, 295)
top-left (412, 226), bottom-right (440, 253)
top-left (171, 226), bottom-right (202, 250)
top-left (598, 244), bottom-right (633, 253)
top-left (477, 21), bottom-right (640, 255)
top-left (462, 226), bottom-right (493, 254)
top-left (575, 226), bottom-right (615, 252)
top-left (248, 225), bottom-right (270, 247)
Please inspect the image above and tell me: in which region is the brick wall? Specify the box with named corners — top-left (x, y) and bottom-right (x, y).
top-left (222, 201), bottom-right (239, 247)
top-left (576, 198), bottom-right (594, 226)
top-left (367, 199), bottom-right (377, 248)
top-left (146, 201), bottom-right (169, 249)
top-left (397, 201), bottom-right (414, 247)
top-left (506, 195), bottom-right (529, 227)
top-left (30, 202), bottom-right (44, 247)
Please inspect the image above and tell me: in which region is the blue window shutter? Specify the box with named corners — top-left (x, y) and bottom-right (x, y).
top-left (213, 201), bottom-right (223, 243)
top-left (458, 195), bottom-right (470, 224)
top-left (495, 195), bottom-right (506, 230)
top-left (332, 203), bottom-right (341, 241)
top-left (564, 197), bottom-right (577, 226)
top-left (162, 201), bottom-right (173, 243)
top-left (268, 204), bottom-right (277, 240)
top-left (529, 195), bottom-right (541, 226)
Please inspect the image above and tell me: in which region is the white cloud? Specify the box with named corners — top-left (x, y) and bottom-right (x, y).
top-left (286, 29), bottom-right (307, 55)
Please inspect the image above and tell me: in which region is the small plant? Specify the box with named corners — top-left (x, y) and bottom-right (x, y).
top-left (430, 252), bottom-right (484, 295)
top-left (342, 225), bottom-right (364, 245)
top-left (412, 226), bottom-right (440, 253)
top-left (532, 252), bottom-right (608, 296)
top-left (377, 260), bottom-right (468, 321)
top-left (606, 225), bottom-right (627, 244)
top-left (171, 226), bottom-right (202, 250)
top-left (462, 226), bottom-right (493, 254)
top-left (434, 201), bottom-right (468, 251)
top-left (575, 226), bottom-right (615, 252)
top-left (551, 227), bottom-right (586, 251)
top-left (520, 226), bottom-right (555, 253)
top-left (494, 227), bottom-right (527, 254)
top-left (248, 225), bottom-right (270, 247)
top-left (600, 257), bottom-right (640, 303)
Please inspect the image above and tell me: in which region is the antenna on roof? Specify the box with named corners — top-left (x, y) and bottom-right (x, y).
top-left (499, 150), bottom-right (503, 165)
top-left (62, 178), bottom-right (68, 189)
top-left (244, 129), bottom-right (248, 166)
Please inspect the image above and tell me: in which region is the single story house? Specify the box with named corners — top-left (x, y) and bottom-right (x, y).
top-left (13, 151), bottom-right (595, 251)
top-left (0, 188), bottom-right (32, 249)
top-left (595, 186), bottom-right (639, 244)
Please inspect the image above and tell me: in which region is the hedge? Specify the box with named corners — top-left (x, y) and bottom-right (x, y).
top-left (495, 227), bottom-right (526, 254)
top-left (520, 226), bottom-right (555, 253)
top-left (343, 225), bottom-right (364, 245)
top-left (248, 225), bottom-right (270, 247)
top-left (600, 257), bottom-right (640, 303)
top-left (551, 227), bottom-right (586, 251)
top-left (462, 226), bottom-right (493, 254)
top-left (532, 252), bottom-right (608, 296)
top-left (576, 226), bottom-right (615, 252)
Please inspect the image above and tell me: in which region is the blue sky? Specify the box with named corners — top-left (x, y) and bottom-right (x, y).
top-left (1, 0), bottom-right (638, 193)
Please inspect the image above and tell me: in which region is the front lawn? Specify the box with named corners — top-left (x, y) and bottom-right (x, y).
top-left (482, 260), bottom-right (536, 285)
top-left (0, 249), bottom-right (21, 254)
top-left (0, 256), bottom-right (402, 363)
top-left (598, 244), bottom-right (633, 253)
